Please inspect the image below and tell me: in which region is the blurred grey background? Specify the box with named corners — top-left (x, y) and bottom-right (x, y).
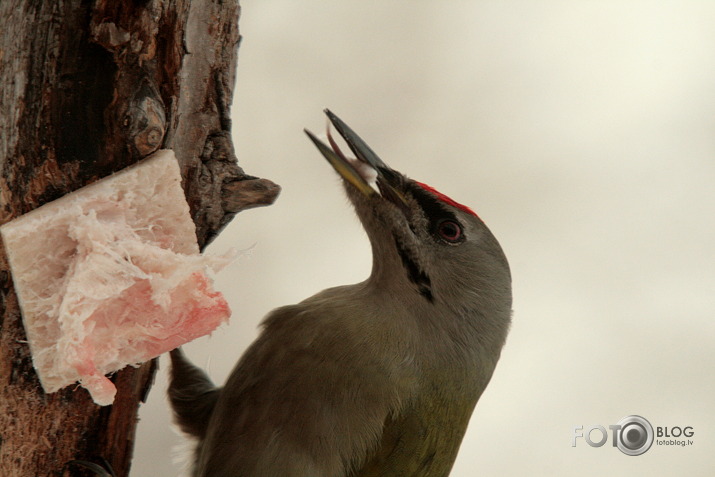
top-left (133, 1), bottom-right (715, 475)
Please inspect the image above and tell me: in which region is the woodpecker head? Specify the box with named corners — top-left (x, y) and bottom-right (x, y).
top-left (305, 111), bottom-right (511, 341)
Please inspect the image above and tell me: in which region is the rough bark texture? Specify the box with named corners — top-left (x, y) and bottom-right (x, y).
top-left (0, 1), bottom-right (279, 476)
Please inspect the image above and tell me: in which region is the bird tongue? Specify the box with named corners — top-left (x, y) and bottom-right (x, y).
top-left (326, 124), bottom-right (380, 194)
top-left (322, 111), bottom-right (409, 212)
top-left (304, 110), bottom-right (409, 211)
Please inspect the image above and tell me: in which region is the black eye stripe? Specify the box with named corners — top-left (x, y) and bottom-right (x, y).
top-left (408, 183), bottom-right (467, 244)
top-left (409, 183), bottom-right (459, 223)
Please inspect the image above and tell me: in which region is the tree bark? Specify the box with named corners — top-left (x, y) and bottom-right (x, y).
top-left (0, 1), bottom-right (278, 476)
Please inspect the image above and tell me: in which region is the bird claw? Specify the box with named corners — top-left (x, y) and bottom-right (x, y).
top-left (64, 458), bottom-right (116, 477)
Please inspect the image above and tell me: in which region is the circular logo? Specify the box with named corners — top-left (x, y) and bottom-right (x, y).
top-left (616, 415), bottom-right (654, 456)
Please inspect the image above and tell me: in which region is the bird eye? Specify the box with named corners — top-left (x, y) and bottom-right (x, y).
top-left (436, 220), bottom-right (463, 244)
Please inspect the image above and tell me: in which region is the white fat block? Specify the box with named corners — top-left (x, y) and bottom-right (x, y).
top-left (1, 150), bottom-right (232, 405)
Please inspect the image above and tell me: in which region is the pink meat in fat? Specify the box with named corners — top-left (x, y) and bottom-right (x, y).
top-left (0, 150), bottom-right (232, 405)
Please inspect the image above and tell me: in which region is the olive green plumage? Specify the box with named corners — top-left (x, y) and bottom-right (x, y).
top-left (169, 111), bottom-right (512, 476)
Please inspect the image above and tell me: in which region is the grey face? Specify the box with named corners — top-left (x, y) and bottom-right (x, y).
top-left (305, 110), bottom-right (511, 310)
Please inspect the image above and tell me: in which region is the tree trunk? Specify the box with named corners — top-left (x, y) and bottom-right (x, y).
top-left (0, 1), bottom-right (278, 475)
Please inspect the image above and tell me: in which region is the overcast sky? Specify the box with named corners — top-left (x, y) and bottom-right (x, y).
top-left (134, 2), bottom-right (715, 475)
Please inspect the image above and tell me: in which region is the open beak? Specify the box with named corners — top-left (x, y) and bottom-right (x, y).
top-left (304, 110), bottom-right (408, 206)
